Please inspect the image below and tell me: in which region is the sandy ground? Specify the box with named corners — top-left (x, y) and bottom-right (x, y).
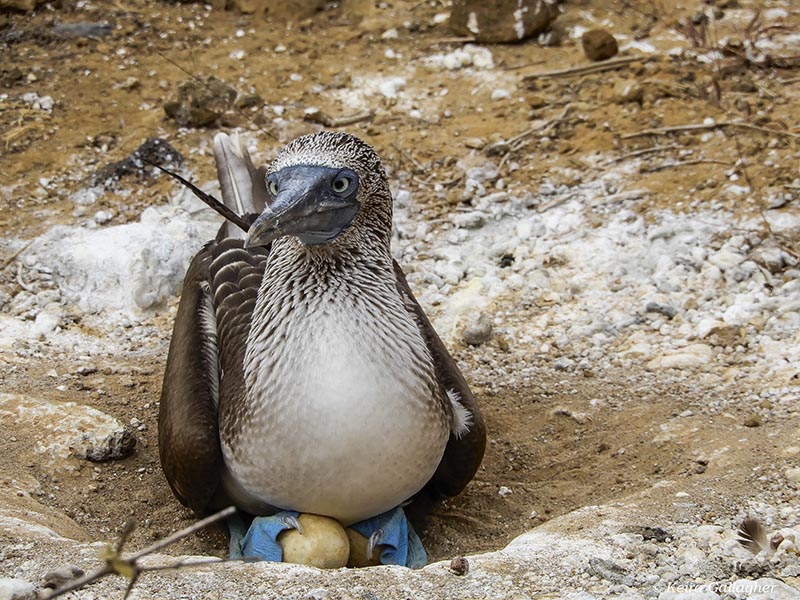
top-left (1, 0), bottom-right (799, 596)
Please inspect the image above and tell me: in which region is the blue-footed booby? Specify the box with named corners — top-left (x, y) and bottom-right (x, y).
top-left (158, 131), bottom-right (486, 563)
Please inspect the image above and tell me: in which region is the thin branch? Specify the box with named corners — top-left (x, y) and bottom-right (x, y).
top-left (128, 506), bottom-right (236, 560)
top-left (502, 59), bottom-right (548, 71)
top-left (132, 557), bottom-right (230, 573)
top-left (641, 158), bottom-right (734, 173)
top-left (0, 240), bottom-right (32, 270)
top-left (122, 573), bottom-right (140, 600)
top-left (154, 50), bottom-right (205, 84)
top-left (498, 104), bottom-right (572, 172)
top-left (116, 520), bottom-right (136, 554)
top-left (522, 56), bottom-right (645, 80)
top-left (430, 36), bottom-right (476, 45)
top-left (304, 109), bottom-right (374, 128)
top-left (732, 121), bottom-right (800, 139)
top-left (622, 121), bottom-right (800, 140)
top-left (44, 565), bottom-right (113, 599)
top-left (602, 144), bottom-right (681, 166)
top-left (44, 506), bottom-right (237, 600)
top-left (16, 263), bottom-right (36, 292)
top-left (392, 142), bottom-right (425, 172)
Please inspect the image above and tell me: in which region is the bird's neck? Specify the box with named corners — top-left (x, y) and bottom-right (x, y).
top-left (244, 234), bottom-right (433, 412)
top-left (266, 233), bottom-right (394, 280)
top-left (242, 234), bottom-right (401, 380)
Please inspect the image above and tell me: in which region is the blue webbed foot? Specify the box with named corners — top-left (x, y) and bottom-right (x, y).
top-left (228, 510), bottom-right (301, 561)
top-left (349, 506), bottom-right (427, 568)
top-left (227, 506), bottom-right (426, 568)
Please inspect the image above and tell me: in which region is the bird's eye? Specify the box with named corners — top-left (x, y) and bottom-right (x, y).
top-left (267, 179), bottom-right (279, 196)
top-left (332, 176), bottom-right (351, 194)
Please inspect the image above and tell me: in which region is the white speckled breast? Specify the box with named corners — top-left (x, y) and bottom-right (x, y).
top-left (220, 248), bottom-right (450, 525)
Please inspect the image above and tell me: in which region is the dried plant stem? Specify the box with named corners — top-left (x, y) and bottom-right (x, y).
top-left (523, 56), bottom-right (645, 80)
top-left (603, 144), bottom-right (681, 166)
top-left (622, 121), bottom-right (800, 140)
top-left (45, 506), bottom-right (236, 600)
top-left (304, 109), bottom-right (374, 128)
top-left (641, 158), bottom-right (733, 173)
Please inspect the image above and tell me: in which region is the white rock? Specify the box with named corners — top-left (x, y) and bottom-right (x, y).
top-left (34, 310), bottom-right (60, 337)
top-left (452, 211), bottom-right (487, 229)
top-left (726, 578), bottom-right (800, 600)
top-left (647, 344), bottom-right (713, 370)
top-left (693, 525), bottom-right (723, 544)
top-left (424, 45), bottom-right (494, 70)
top-left (707, 249), bottom-right (744, 271)
top-left (785, 467), bottom-right (800, 485)
top-left (657, 591), bottom-right (720, 600)
top-left (696, 318), bottom-right (725, 339)
top-left (93, 210), bottom-right (113, 224)
top-left (609, 533), bottom-right (643, 550)
top-left (0, 393), bottom-right (135, 466)
top-left (378, 76), bottom-right (406, 98)
top-left (24, 204), bottom-right (218, 316)
top-left (0, 578), bottom-right (36, 600)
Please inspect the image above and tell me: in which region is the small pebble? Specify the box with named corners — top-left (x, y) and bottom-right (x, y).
top-left (115, 76), bottom-right (140, 91)
top-left (553, 357), bottom-right (574, 371)
top-left (449, 555), bottom-right (469, 575)
top-left (34, 311), bottom-right (60, 336)
top-left (93, 210), bottom-right (113, 225)
top-left (743, 413), bottom-right (762, 428)
top-left (43, 566), bottom-right (84, 589)
top-left (463, 137), bottom-right (486, 150)
top-left (0, 577), bottom-right (36, 600)
top-left (613, 79), bottom-right (643, 104)
top-left (646, 302), bottom-right (677, 319)
top-left (462, 315), bottom-right (493, 346)
top-left (785, 468), bottom-right (800, 485)
top-left (581, 29), bottom-right (618, 61)
top-left (453, 211), bottom-right (487, 230)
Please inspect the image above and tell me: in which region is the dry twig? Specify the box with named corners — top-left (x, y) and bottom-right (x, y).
top-left (622, 121), bottom-right (800, 140)
top-left (641, 158), bottom-right (733, 173)
top-left (497, 104), bottom-right (572, 172)
top-left (392, 142), bottom-right (426, 172)
top-left (602, 144), bottom-right (682, 166)
top-left (522, 56), bottom-right (645, 81)
top-left (0, 240), bottom-right (33, 271)
top-left (430, 36), bottom-right (476, 45)
top-left (303, 109), bottom-right (374, 128)
top-left (45, 506), bottom-right (236, 600)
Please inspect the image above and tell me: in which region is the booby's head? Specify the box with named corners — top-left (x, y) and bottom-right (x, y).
top-left (245, 131), bottom-right (392, 250)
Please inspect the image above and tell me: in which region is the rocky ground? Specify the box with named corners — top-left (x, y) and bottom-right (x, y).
top-left (1, 0), bottom-right (799, 598)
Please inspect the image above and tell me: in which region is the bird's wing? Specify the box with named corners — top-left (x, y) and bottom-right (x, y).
top-left (159, 133), bottom-right (269, 514)
top-left (159, 238), bottom-right (270, 514)
top-left (392, 260), bottom-right (487, 501)
top-left (158, 242), bottom-right (224, 514)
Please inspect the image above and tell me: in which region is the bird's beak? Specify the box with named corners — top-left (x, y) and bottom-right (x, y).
top-left (245, 165), bottom-right (360, 248)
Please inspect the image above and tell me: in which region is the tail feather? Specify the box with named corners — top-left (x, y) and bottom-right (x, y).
top-left (736, 517), bottom-right (774, 555)
top-left (213, 133), bottom-right (268, 239)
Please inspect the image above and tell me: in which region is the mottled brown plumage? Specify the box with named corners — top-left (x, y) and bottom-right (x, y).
top-left (158, 131), bottom-right (486, 530)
